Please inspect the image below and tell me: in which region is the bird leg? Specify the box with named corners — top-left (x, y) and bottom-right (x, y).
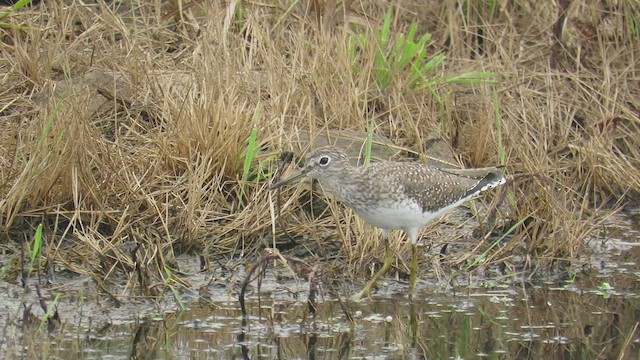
top-left (409, 243), bottom-right (418, 299)
top-left (351, 234), bottom-right (393, 300)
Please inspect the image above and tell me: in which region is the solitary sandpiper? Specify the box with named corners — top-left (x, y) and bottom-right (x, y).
top-left (271, 146), bottom-right (506, 299)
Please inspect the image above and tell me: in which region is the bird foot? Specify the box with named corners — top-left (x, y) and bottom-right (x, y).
top-left (350, 287), bottom-right (372, 301)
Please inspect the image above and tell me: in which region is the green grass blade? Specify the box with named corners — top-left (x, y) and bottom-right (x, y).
top-left (375, 4), bottom-right (394, 88)
top-left (466, 214), bottom-right (532, 269)
top-left (488, 0), bottom-right (498, 18)
top-left (235, 0), bottom-right (244, 25)
top-left (28, 223), bottom-right (43, 275)
top-left (492, 88), bottom-right (505, 166)
top-left (37, 99), bottom-right (62, 152)
top-left (38, 293), bottom-right (60, 332)
top-left (410, 54), bottom-right (445, 89)
top-left (165, 266), bottom-right (186, 311)
top-left (0, 22), bottom-right (28, 30)
top-left (0, 0), bottom-right (34, 26)
top-left (625, 0), bottom-right (639, 38)
top-left (379, 4), bottom-right (393, 52)
top-left (420, 53), bottom-right (446, 74)
top-left (242, 105), bottom-right (261, 182)
top-left (272, 0), bottom-right (300, 30)
top-left (364, 115), bottom-right (375, 166)
top-left (0, 0), bottom-right (33, 17)
top-left (445, 71), bottom-right (498, 85)
top-left (238, 105), bottom-right (261, 207)
top-left (242, 128), bottom-right (259, 182)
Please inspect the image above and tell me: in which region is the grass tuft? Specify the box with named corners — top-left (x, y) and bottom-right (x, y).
top-left (0, 0), bottom-right (637, 300)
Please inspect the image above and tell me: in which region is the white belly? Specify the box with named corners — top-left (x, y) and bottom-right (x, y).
top-left (353, 196), bottom-right (471, 231)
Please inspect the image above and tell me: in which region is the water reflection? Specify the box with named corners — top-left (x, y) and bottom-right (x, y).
top-left (11, 215), bottom-right (637, 359)
top-left (45, 284), bottom-right (638, 359)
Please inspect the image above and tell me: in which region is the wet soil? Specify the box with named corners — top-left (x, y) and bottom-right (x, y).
top-left (1, 213), bottom-right (639, 359)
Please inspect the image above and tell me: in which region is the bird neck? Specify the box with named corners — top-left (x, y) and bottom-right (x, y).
top-left (317, 164), bottom-right (362, 203)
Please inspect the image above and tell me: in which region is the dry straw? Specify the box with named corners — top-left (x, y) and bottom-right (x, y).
top-left (0, 0), bottom-right (637, 297)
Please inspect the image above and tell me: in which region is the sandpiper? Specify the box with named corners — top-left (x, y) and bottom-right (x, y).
top-left (271, 146), bottom-right (505, 299)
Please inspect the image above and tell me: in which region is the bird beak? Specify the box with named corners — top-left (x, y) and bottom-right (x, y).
top-left (270, 168), bottom-right (309, 190)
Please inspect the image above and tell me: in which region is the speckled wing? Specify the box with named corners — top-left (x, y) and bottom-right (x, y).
top-left (438, 166), bottom-right (503, 179)
top-left (384, 164), bottom-right (503, 213)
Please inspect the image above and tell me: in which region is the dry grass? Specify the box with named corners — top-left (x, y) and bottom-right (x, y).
top-left (0, 0), bottom-right (638, 296)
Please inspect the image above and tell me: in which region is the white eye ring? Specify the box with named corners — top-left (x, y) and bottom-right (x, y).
top-left (318, 156), bottom-right (331, 166)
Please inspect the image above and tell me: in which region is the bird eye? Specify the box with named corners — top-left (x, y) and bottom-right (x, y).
top-left (318, 156), bottom-right (330, 166)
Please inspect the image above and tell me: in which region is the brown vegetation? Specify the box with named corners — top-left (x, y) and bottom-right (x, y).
top-left (0, 0), bottom-right (638, 296)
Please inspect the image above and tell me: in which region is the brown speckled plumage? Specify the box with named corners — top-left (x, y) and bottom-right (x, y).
top-left (271, 145), bottom-right (506, 298)
top-left (272, 146), bottom-right (504, 226)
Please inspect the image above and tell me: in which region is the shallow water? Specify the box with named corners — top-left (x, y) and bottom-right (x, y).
top-left (2, 213), bottom-right (640, 359)
top-left (25, 271), bottom-right (634, 360)
top-left (54, 283), bottom-right (640, 359)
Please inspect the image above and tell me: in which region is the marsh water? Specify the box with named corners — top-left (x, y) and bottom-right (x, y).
top-left (2, 212), bottom-right (639, 359)
top-left (54, 281), bottom-right (640, 359)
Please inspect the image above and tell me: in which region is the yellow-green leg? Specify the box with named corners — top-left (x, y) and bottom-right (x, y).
top-left (408, 243), bottom-right (418, 298)
top-left (406, 228), bottom-right (419, 299)
top-left (351, 232), bottom-right (393, 300)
